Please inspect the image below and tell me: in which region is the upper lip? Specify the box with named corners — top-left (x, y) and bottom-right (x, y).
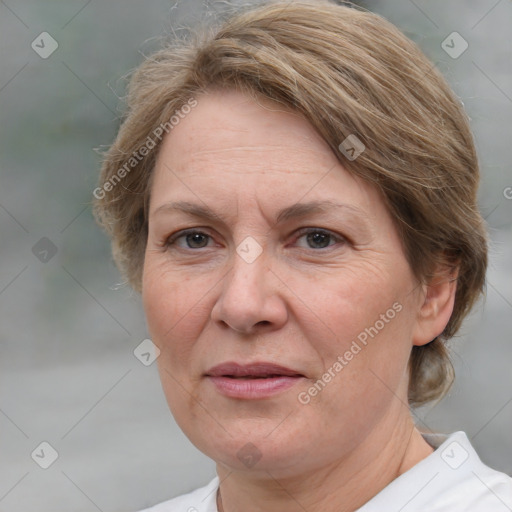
top-left (205, 362), bottom-right (304, 378)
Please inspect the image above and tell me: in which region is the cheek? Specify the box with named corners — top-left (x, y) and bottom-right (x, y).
top-left (299, 294), bottom-right (413, 442)
top-left (290, 261), bottom-right (415, 396)
top-left (142, 262), bottom-right (211, 425)
top-left (289, 262), bottom-right (401, 345)
top-left (142, 260), bottom-right (206, 367)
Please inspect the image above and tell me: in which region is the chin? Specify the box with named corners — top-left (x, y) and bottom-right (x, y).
top-left (180, 411), bottom-right (320, 476)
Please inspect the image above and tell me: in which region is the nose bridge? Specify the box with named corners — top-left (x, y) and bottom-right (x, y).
top-left (212, 235), bottom-right (286, 333)
top-left (227, 235), bottom-right (268, 301)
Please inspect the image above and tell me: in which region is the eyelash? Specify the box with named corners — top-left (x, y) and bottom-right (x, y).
top-left (164, 227), bottom-right (347, 252)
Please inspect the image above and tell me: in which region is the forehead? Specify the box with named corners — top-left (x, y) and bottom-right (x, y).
top-left (150, 88), bottom-right (384, 223)
top-left (157, 88), bottom-right (335, 171)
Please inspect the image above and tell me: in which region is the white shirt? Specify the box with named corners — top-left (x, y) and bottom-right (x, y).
top-left (138, 431), bottom-right (512, 511)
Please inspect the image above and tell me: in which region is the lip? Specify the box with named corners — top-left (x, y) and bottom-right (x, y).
top-left (205, 362), bottom-right (305, 399)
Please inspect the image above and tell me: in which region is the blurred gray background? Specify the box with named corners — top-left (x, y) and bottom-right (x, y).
top-left (0, 0), bottom-right (511, 510)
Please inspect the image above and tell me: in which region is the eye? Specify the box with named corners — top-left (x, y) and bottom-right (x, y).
top-left (163, 227), bottom-right (346, 252)
top-left (294, 228), bottom-right (346, 250)
top-left (165, 229), bottom-right (214, 250)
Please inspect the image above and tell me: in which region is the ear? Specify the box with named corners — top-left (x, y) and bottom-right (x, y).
top-left (412, 265), bottom-right (459, 347)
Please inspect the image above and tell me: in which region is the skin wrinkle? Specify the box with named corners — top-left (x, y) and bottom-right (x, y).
top-left (92, 1), bottom-right (488, 413)
top-left (141, 89), bottom-right (457, 512)
top-left (89, 8), bottom-right (492, 506)
top-left (150, 203), bottom-right (375, 253)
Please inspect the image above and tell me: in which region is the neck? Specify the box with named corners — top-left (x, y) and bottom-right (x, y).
top-left (216, 414), bottom-right (433, 512)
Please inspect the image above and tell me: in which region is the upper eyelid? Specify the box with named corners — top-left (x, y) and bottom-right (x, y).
top-left (292, 228), bottom-right (347, 247)
top-left (166, 227), bottom-right (345, 247)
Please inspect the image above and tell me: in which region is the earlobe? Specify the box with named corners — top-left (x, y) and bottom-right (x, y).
top-left (412, 267), bottom-right (458, 347)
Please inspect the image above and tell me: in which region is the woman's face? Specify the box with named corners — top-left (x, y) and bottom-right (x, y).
top-left (143, 89), bottom-right (426, 476)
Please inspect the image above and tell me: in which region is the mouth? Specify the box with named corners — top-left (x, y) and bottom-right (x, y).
top-left (205, 362), bottom-right (305, 399)
top-left (205, 362), bottom-right (304, 379)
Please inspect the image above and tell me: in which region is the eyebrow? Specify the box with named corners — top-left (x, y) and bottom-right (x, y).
top-left (153, 199), bottom-right (369, 225)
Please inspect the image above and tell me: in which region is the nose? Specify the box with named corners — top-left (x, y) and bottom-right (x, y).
top-left (210, 245), bottom-right (288, 335)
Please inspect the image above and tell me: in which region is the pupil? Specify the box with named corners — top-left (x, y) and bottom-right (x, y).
top-left (184, 232), bottom-right (331, 249)
top-left (308, 232), bottom-right (330, 248)
top-left (187, 233), bottom-right (207, 248)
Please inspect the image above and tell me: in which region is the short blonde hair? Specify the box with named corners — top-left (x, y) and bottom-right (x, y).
top-left (94, 0), bottom-right (488, 406)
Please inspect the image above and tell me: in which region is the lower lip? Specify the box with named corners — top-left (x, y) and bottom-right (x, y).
top-left (207, 376), bottom-right (302, 399)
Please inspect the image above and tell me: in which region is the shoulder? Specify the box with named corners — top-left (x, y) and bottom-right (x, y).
top-left (358, 431), bottom-right (512, 511)
top-left (137, 477), bottom-right (219, 512)
top-left (423, 431), bottom-right (512, 511)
